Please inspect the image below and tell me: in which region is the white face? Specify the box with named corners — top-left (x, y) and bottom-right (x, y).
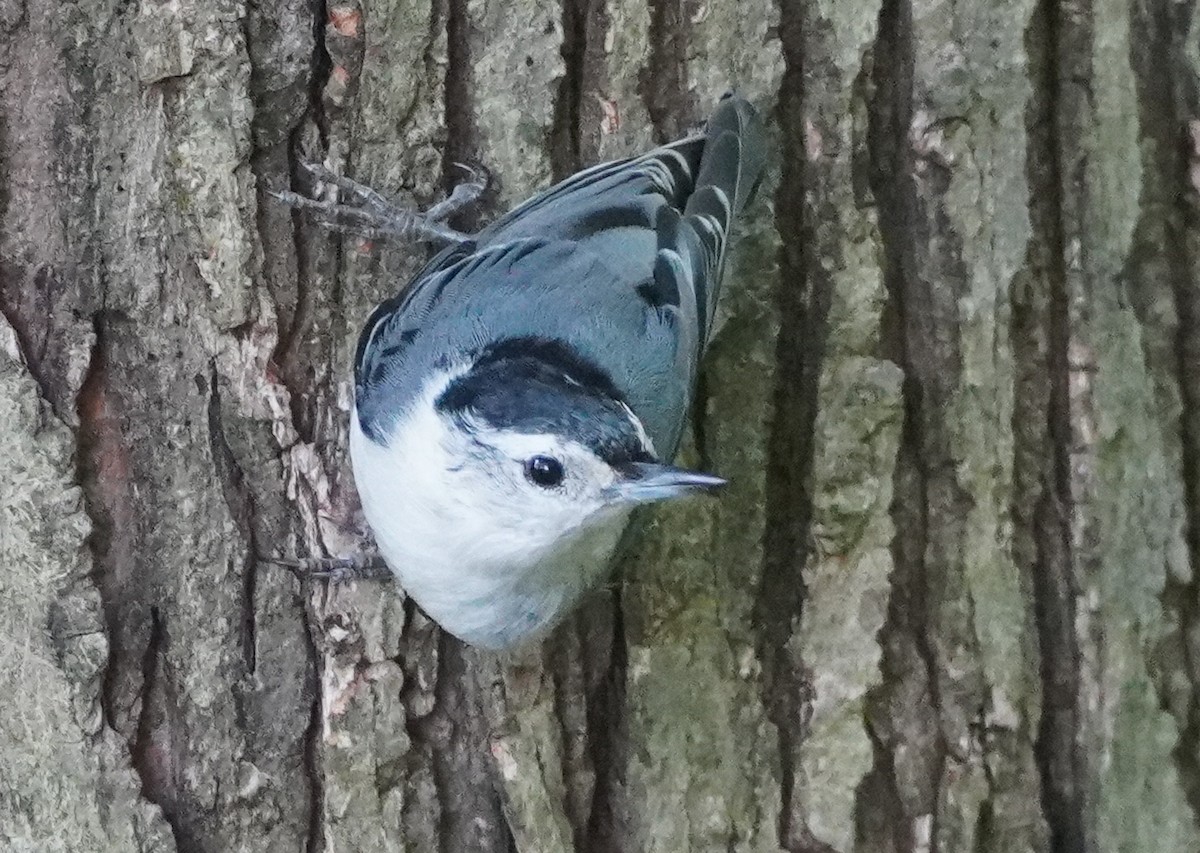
top-left (349, 371), bottom-right (639, 645)
top-left (355, 405), bottom-right (629, 564)
top-left (436, 416), bottom-right (633, 555)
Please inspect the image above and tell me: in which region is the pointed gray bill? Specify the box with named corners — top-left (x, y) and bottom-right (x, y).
top-left (606, 461), bottom-right (727, 504)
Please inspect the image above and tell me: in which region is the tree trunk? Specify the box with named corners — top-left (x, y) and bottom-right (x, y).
top-left (2, 0), bottom-right (1197, 849)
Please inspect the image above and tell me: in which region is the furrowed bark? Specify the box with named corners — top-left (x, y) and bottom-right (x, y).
top-left (3, 0), bottom-right (1199, 849)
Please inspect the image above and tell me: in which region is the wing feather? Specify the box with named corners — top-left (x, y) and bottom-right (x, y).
top-left (355, 95), bottom-right (765, 454)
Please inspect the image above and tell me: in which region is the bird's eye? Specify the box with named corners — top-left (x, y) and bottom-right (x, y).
top-left (525, 455), bottom-right (565, 488)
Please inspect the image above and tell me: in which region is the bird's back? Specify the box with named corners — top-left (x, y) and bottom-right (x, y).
top-left (355, 95), bottom-right (765, 455)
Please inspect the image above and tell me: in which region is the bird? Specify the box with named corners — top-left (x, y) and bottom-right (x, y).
top-left (277, 94), bottom-right (766, 649)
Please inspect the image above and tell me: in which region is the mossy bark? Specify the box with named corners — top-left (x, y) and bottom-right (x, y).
top-left (1, 0), bottom-right (1198, 849)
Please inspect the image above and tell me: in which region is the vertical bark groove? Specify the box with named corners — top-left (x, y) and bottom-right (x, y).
top-left (759, 1), bottom-right (835, 850)
top-left (580, 605), bottom-right (628, 853)
top-left (1170, 254), bottom-right (1200, 817)
top-left (551, 0), bottom-right (587, 177)
top-left (303, 669), bottom-right (326, 853)
top-left (859, 0), bottom-right (944, 846)
top-left (205, 368), bottom-right (259, 676)
top-left (1021, 0), bottom-right (1093, 847)
top-left (275, 0), bottom-right (336, 445)
top-left (76, 311), bottom-right (144, 738)
top-left (639, 0), bottom-right (694, 141)
top-left (130, 609), bottom-right (187, 849)
top-left (552, 0), bottom-right (611, 179)
top-left (432, 639), bottom-right (512, 851)
top-left (445, 0), bottom-right (481, 210)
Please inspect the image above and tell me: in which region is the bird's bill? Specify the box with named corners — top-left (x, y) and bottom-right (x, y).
top-left (607, 462), bottom-right (727, 504)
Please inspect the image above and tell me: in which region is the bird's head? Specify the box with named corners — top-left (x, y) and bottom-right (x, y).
top-left (430, 347), bottom-right (724, 549)
top-left (351, 342), bottom-right (724, 583)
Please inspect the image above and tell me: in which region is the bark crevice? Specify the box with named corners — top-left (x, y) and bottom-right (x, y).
top-left (431, 638), bottom-right (512, 851)
top-left (129, 607), bottom-right (192, 851)
top-left (75, 311), bottom-right (146, 739)
top-left (551, 0), bottom-right (587, 178)
top-left (1022, 0), bottom-right (1091, 848)
top-left (857, 0), bottom-right (946, 844)
top-left (204, 366), bottom-right (259, 675)
top-left (445, 0), bottom-right (483, 219)
top-left (274, 0), bottom-right (337, 444)
top-left (302, 647), bottom-right (327, 853)
top-left (757, 1), bottom-right (836, 850)
top-left (551, 0), bottom-right (610, 178)
top-left (581, 601), bottom-right (628, 853)
top-left (639, 0), bottom-right (694, 141)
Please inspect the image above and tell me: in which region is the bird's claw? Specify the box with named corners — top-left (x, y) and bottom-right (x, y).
top-left (262, 553), bottom-right (393, 583)
top-left (271, 159), bottom-right (482, 246)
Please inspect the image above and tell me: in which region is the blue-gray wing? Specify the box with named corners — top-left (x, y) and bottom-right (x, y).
top-left (355, 94), bottom-right (765, 453)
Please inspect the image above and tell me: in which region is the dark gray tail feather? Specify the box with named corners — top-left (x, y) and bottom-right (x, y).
top-left (694, 93), bottom-right (766, 217)
top-left (679, 93), bottom-right (766, 342)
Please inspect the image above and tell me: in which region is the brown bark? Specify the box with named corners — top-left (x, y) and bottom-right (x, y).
top-left (2, 0), bottom-right (1199, 849)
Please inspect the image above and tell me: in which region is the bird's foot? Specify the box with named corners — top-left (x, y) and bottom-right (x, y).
top-left (264, 552), bottom-right (393, 583)
top-left (271, 161), bottom-right (487, 247)
top-left (421, 162), bottom-right (489, 222)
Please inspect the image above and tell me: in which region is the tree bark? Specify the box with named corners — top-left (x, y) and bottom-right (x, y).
top-left (2, 0), bottom-right (1198, 849)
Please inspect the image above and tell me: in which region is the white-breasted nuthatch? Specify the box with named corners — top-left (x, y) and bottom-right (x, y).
top-left (279, 94), bottom-right (765, 648)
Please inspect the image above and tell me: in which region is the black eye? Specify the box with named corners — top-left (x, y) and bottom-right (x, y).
top-left (525, 455), bottom-right (565, 488)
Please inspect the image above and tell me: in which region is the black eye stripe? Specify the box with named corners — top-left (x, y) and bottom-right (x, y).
top-left (525, 455), bottom-right (565, 488)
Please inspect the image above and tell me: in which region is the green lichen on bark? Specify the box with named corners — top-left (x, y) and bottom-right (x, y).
top-left (800, 270), bottom-right (901, 849)
top-left (1085, 0), bottom-right (1198, 839)
top-left (916, 0), bottom-right (1044, 843)
top-left (467, 0), bottom-right (565, 206)
top-left (614, 3), bottom-right (790, 848)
